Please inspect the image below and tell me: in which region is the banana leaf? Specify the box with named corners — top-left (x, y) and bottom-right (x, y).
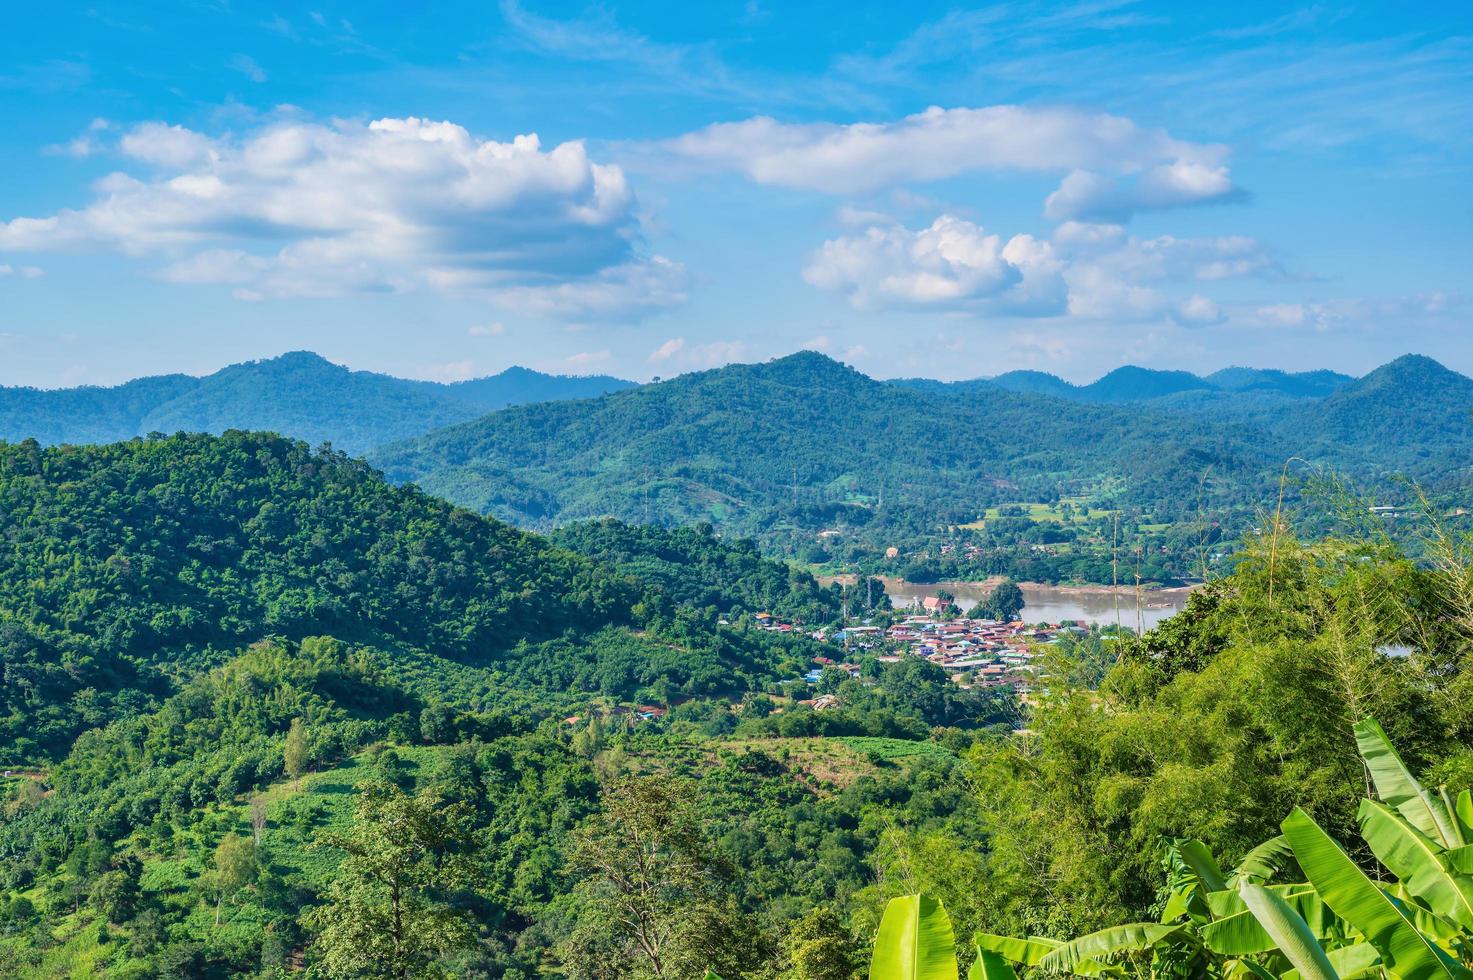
top-left (968, 947), bottom-right (1019, 980)
top-left (1447, 845), bottom-right (1473, 876)
top-left (1283, 943), bottom-right (1382, 980)
top-left (1178, 838), bottom-right (1230, 892)
top-left (1354, 718), bottom-right (1461, 848)
top-left (1226, 958), bottom-right (1281, 980)
top-left (1232, 835), bottom-right (1296, 886)
top-left (1283, 807), bottom-right (1469, 980)
top-left (1442, 789), bottom-right (1467, 848)
top-left (1239, 882), bottom-right (1341, 980)
top-left (1203, 885), bottom-right (1332, 953)
top-left (1163, 839), bottom-right (1223, 923)
top-left (866, 896), bottom-right (960, 978)
top-left (873, 895), bottom-right (959, 980)
top-left (1037, 923), bottom-right (1184, 973)
top-left (973, 933), bottom-right (1121, 975)
top-left (1456, 790), bottom-right (1473, 845)
top-left (1358, 799), bottom-right (1473, 929)
top-left (973, 934), bottom-right (1061, 966)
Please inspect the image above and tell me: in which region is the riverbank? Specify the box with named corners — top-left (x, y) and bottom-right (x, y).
top-left (818, 576), bottom-right (1196, 628)
top-left (821, 573), bottom-right (1199, 596)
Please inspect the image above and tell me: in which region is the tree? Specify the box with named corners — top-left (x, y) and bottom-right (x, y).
top-left (560, 777), bottom-right (764, 979)
top-left (782, 907), bottom-right (857, 980)
top-left (979, 580), bottom-right (1024, 621)
top-left (419, 702), bottom-right (458, 744)
top-left (572, 714), bottom-right (605, 759)
top-left (305, 780), bottom-right (481, 980)
top-left (211, 834), bottom-right (258, 925)
top-left (249, 797), bottom-right (268, 845)
top-left (959, 718), bottom-right (1473, 980)
top-left (284, 717), bottom-right (311, 779)
top-left (94, 855), bottom-right (142, 925)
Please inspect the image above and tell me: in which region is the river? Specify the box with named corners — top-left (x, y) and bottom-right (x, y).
top-left (881, 580), bottom-right (1191, 630)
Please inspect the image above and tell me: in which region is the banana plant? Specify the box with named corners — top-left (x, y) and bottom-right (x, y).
top-left (860, 717), bottom-right (1473, 980)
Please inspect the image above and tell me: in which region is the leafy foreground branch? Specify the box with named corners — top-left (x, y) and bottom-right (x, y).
top-left (737, 717), bottom-right (1473, 980)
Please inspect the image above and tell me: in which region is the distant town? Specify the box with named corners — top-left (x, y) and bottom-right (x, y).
top-left (751, 606), bottom-right (1080, 701)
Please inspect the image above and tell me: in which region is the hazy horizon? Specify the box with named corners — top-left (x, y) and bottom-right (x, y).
top-left (0, 345), bottom-right (1450, 393)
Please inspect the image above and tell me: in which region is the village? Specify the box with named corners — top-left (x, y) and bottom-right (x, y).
top-left (754, 598), bottom-right (1082, 705)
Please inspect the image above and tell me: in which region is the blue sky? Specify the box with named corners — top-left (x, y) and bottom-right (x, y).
top-left (0, 1), bottom-right (1469, 387)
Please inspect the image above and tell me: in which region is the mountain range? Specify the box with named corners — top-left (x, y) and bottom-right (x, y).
top-left (370, 352), bottom-right (1473, 544)
top-left (0, 351), bottom-right (633, 454)
top-left (896, 364), bottom-right (1356, 403)
top-left (4, 349), bottom-right (1469, 547)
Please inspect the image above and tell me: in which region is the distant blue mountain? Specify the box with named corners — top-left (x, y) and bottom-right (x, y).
top-left (1206, 366), bottom-right (1354, 398)
top-left (0, 351), bottom-right (635, 454)
top-left (897, 362), bottom-right (1356, 405)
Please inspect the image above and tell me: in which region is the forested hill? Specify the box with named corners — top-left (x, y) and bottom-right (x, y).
top-left (0, 432), bottom-right (847, 766)
top-left (1299, 354), bottom-right (1473, 451)
top-left (0, 351), bottom-right (633, 454)
top-left (0, 432), bottom-right (626, 760)
top-left (373, 351), bottom-right (1473, 546)
top-left (372, 351), bottom-right (1277, 534)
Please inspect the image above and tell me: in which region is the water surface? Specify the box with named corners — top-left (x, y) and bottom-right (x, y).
top-left (883, 580), bottom-right (1190, 630)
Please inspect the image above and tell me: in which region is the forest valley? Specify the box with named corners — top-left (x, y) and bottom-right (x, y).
top-left (1, 432), bottom-right (1471, 979)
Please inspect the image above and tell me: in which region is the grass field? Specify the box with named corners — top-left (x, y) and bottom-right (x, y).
top-left (831, 736), bottom-right (959, 763)
top-left (957, 499), bottom-right (1117, 530)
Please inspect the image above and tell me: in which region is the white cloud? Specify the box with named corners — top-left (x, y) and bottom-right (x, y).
top-left (1044, 162), bottom-right (1241, 222)
top-left (0, 263), bottom-right (43, 278)
top-left (835, 203), bottom-right (893, 227)
top-left (657, 105), bottom-right (1241, 219)
top-left (119, 122), bottom-right (219, 168)
top-left (646, 337), bottom-right (747, 370)
top-left (1172, 294), bottom-right (1226, 327)
top-left (1, 115), bottom-right (684, 321)
top-left (43, 118), bottom-right (111, 158)
top-left (566, 349), bottom-right (613, 368)
top-left (1064, 264), bottom-right (1168, 321)
top-left (803, 214), bottom-right (1066, 315)
top-left (1072, 234), bottom-right (1282, 283)
top-left (680, 340), bottom-right (747, 368)
top-left (417, 359), bottom-right (477, 382)
top-left (1254, 303), bottom-right (1313, 327)
top-left (807, 213), bottom-right (1282, 325)
top-left (1052, 221), bottom-right (1126, 246)
top-left (1242, 293), bottom-right (1462, 331)
top-left (489, 255), bottom-right (688, 322)
top-left (468, 322), bottom-right (506, 336)
top-left (801, 334), bottom-right (869, 362)
top-left (228, 54), bottom-right (268, 83)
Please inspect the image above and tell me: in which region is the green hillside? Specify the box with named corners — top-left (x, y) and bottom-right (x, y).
top-left (2, 467), bottom-right (1469, 978)
top-left (373, 352), bottom-right (1473, 566)
top-left (372, 351), bottom-right (1276, 540)
top-left (0, 432), bottom-right (831, 764)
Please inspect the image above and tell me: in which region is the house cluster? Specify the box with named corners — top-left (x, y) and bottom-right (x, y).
top-left (877, 615), bottom-right (1078, 691)
top-left (795, 613), bottom-right (1082, 696)
top-left (752, 611), bottom-right (838, 642)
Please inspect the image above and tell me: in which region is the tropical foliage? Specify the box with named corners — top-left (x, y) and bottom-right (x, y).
top-left (870, 718), bottom-right (1473, 980)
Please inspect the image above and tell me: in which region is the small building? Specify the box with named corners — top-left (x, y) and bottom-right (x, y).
top-left (797, 693), bottom-right (840, 711)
